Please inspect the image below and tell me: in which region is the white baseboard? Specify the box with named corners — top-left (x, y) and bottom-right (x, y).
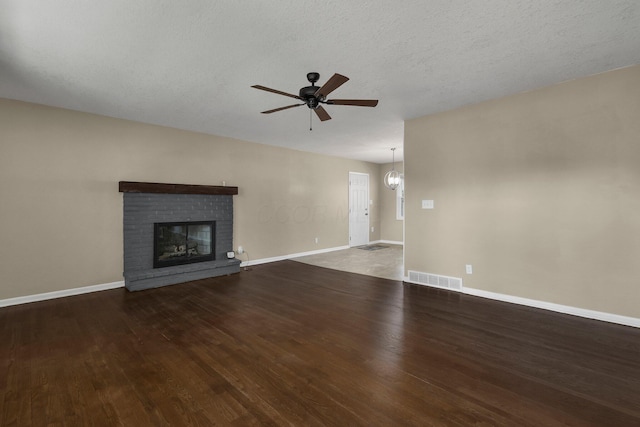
top-left (463, 287), bottom-right (640, 328)
top-left (408, 281), bottom-right (638, 328)
top-left (405, 275), bottom-right (639, 328)
top-left (244, 242), bottom-right (402, 269)
top-left (6, 269), bottom-right (637, 329)
top-left (0, 281), bottom-right (125, 308)
top-left (241, 245), bottom-right (350, 267)
top-left (370, 240), bottom-right (403, 245)
top-left (1, 246), bottom-right (351, 304)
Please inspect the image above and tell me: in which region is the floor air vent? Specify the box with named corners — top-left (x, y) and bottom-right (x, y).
top-left (407, 271), bottom-right (463, 291)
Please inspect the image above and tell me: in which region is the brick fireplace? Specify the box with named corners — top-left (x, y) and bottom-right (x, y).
top-left (119, 181), bottom-right (241, 291)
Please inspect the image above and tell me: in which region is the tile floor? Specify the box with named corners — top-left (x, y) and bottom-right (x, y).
top-left (291, 244), bottom-right (404, 281)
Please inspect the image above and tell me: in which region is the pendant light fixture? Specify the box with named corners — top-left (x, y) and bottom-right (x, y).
top-left (384, 148), bottom-right (401, 190)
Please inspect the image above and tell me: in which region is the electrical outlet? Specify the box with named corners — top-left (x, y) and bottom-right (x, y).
top-left (237, 246), bottom-right (244, 254)
top-left (314, 237), bottom-right (319, 244)
top-left (465, 264), bottom-right (473, 274)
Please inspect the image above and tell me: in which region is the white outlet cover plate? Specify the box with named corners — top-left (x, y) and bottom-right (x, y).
top-left (422, 200), bottom-right (434, 209)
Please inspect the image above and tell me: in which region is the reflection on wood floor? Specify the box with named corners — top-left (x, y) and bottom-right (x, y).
top-left (291, 243), bottom-right (403, 280)
top-left (2, 260), bottom-right (639, 425)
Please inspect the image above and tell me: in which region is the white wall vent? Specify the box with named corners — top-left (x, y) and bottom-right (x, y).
top-left (407, 270), bottom-right (463, 292)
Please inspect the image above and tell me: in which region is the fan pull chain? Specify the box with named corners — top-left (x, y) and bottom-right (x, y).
top-left (309, 109), bottom-right (312, 131)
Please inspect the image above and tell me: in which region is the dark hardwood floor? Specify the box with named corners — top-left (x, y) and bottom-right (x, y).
top-left (1, 261), bottom-right (639, 426)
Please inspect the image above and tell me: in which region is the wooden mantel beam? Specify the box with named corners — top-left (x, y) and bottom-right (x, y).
top-left (118, 181), bottom-right (238, 196)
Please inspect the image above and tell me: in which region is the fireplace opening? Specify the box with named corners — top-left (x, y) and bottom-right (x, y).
top-left (153, 221), bottom-right (215, 268)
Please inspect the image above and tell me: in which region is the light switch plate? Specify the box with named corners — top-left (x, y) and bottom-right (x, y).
top-left (422, 200), bottom-right (434, 209)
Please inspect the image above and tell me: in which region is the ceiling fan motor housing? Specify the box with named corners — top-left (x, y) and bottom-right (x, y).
top-left (299, 86), bottom-right (321, 108)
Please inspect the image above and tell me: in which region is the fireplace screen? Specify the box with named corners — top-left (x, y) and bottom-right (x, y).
top-left (154, 221), bottom-right (215, 268)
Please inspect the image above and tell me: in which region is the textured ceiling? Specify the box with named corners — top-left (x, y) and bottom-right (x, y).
top-left (1, 1), bottom-right (639, 163)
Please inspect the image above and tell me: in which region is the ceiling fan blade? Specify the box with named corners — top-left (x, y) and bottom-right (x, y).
top-left (325, 99), bottom-right (379, 107)
top-left (314, 106), bottom-right (332, 121)
top-left (251, 85), bottom-right (302, 100)
top-left (314, 73), bottom-right (349, 99)
top-left (261, 104), bottom-right (304, 114)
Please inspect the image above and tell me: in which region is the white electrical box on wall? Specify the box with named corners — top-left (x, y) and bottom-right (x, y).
top-left (421, 200), bottom-right (434, 209)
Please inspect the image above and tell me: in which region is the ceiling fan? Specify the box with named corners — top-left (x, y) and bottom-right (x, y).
top-left (251, 72), bottom-right (378, 128)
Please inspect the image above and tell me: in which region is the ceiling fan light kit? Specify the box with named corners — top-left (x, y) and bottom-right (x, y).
top-left (251, 72), bottom-right (378, 130)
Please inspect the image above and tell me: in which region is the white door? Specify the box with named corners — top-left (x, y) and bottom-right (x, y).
top-left (349, 172), bottom-right (369, 247)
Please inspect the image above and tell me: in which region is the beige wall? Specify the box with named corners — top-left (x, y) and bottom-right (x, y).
top-left (379, 162), bottom-right (404, 243)
top-left (0, 99), bottom-right (380, 300)
top-left (404, 65), bottom-right (640, 318)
